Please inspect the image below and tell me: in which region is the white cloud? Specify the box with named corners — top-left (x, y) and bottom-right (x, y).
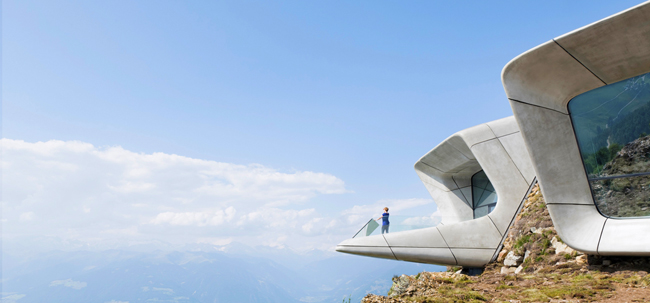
top-left (151, 207), bottom-right (236, 226)
top-left (2, 139), bottom-right (350, 253)
top-left (341, 198), bottom-right (432, 216)
top-left (1, 294), bottom-right (26, 303)
top-left (2, 139), bottom-right (439, 253)
top-left (50, 279), bottom-right (87, 290)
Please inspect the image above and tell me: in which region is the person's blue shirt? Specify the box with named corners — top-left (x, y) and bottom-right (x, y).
top-left (381, 212), bottom-right (389, 225)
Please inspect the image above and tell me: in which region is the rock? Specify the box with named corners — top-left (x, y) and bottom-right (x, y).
top-left (514, 265), bottom-right (524, 274)
top-left (576, 254), bottom-right (588, 264)
top-left (533, 227), bottom-right (553, 235)
top-left (602, 260), bottom-right (611, 266)
top-left (551, 236), bottom-right (575, 256)
top-left (523, 250), bottom-right (531, 262)
top-left (389, 274), bottom-right (412, 297)
top-left (504, 251), bottom-right (522, 266)
top-left (497, 250), bottom-right (509, 262)
top-left (501, 266), bottom-right (517, 274)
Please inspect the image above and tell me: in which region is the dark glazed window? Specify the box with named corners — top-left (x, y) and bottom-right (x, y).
top-left (569, 72), bottom-right (650, 217)
top-left (471, 170), bottom-right (497, 219)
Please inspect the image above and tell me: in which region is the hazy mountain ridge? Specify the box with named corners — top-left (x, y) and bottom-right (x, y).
top-left (2, 245), bottom-right (443, 303)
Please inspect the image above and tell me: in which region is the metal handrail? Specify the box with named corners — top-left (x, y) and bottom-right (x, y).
top-left (352, 218), bottom-right (374, 238)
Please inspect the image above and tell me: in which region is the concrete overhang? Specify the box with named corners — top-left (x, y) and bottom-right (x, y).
top-left (336, 117), bottom-right (535, 266)
top-left (502, 1), bottom-right (650, 255)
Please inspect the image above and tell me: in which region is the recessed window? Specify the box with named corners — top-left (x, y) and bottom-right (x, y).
top-left (471, 170), bottom-right (497, 219)
top-left (569, 72), bottom-right (650, 217)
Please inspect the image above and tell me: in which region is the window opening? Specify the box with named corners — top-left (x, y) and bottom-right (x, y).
top-left (471, 170), bottom-right (497, 219)
top-left (568, 72), bottom-right (650, 217)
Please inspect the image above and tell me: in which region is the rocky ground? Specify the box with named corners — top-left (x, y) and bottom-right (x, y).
top-left (361, 184), bottom-right (650, 303)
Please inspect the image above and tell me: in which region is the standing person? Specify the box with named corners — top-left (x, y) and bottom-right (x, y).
top-left (377, 207), bottom-right (389, 234)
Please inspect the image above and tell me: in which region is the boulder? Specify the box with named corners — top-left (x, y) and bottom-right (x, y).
top-left (551, 236), bottom-right (575, 256)
top-left (500, 266), bottom-right (516, 274)
top-left (504, 251), bottom-right (522, 266)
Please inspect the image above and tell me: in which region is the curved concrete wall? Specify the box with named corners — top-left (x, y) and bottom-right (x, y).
top-left (336, 117), bottom-right (535, 266)
top-left (502, 1), bottom-right (650, 255)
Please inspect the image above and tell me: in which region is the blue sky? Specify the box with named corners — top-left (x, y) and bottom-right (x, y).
top-left (3, 0), bottom-right (645, 253)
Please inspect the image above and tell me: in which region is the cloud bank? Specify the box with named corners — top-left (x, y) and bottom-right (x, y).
top-left (2, 139), bottom-right (436, 253)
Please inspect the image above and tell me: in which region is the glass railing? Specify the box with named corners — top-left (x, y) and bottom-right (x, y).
top-left (351, 215), bottom-right (441, 238)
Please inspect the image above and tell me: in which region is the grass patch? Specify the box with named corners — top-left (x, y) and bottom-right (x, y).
top-left (539, 285), bottom-right (595, 299)
top-left (518, 288), bottom-right (549, 302)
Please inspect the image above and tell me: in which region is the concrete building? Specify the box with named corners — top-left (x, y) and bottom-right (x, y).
top-left (503, 1), bottom-right (650, 256)
top-left (337, 1), bottom-right (650, 266)
top-left (336, 117), bottom-right (536, 267)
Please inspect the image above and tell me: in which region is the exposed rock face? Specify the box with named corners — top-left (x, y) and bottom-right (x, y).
top-left (361, 184), bottom-right (650, 303)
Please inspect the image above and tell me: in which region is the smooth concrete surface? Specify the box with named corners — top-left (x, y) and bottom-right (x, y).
top-left (423, 183), bottom-right (473, 223)
top-left (555, 2), bottom-right (650, 84)
top-left (391, 247), bottom-right (457, 265)
top-left (545, 204), bottom-right (605, 254)
top-left (497, 133), bottom-right (536, 184)
top-left (383, 227), bottom-right (447, 248)
top-left (599, 219), bottom-right (650, 255)
top-left (502, 40), bottom-right (604, 114)
top-left (510, 102), bottom-right (594, 205)
top-left (504, 1), bottom-right (650, 255)
top-left (334, 246), bottom-right (397, 260)
top-left (456, 124), bottom-right (498, 147)
top-left (337, 117), bottom-right (535, 266)
top-left (437, 216), bottom-right (503, 248)
top-left (449, 249), bottom-right (497, 268)
top-left (486, 116), bottom-right (521, 137)
top-left (445, 136), bottom-right (475, 160)
top-left (420, 142), bottom-right (473, 173)
top-left (471, 138), bottom-right (529, 235)
top-left (415, 162), bottom-right (465, 191)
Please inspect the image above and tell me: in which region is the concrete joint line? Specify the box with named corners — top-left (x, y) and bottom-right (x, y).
top-left (382, 234), bottom-right (399, 260)
top-left (508, 98), bottom-right (569, 116)
top-left (552, 39), bottom-right (608, 85)
top-left (469, 137), bottom-right (498, 148)
top-left (491, 177), bottom-right (538, 262)
top-left (496, 131), bottom-right (521, 139)
top-left (596, 218), bottom-right (608, 256)
top-left (419, 161), bottom-right (446, 175)
top-left (389, 246), bottom-right (452, 249)
top-left (446, 142), bottom-right (473, 161)
top-left (487, 214), bottom-right (503, 237)
top-left (484, 123), bottom-right (499, 138)
top-left (436, 227), bottom-right (458, 265)
top-left (447, 247), bottom-right (496, 250)
top-left (452, 175), bottom-right (471, 208)
top-left (495, 136), bottom-right (528, 186)
top-left (545, 203), bottom-right (594, 206)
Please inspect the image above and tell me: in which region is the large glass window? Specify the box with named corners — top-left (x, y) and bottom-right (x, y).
top-left (569, 72), bottom-right (650, 217)
top-left (471, 170), bottom-right (497, 219)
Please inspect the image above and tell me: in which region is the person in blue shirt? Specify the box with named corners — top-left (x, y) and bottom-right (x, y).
top-left (377, 207), bottom-right (389, 234)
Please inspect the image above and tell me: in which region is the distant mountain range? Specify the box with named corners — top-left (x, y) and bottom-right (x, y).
top-left (2, 244), bottom-right (444, 303)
